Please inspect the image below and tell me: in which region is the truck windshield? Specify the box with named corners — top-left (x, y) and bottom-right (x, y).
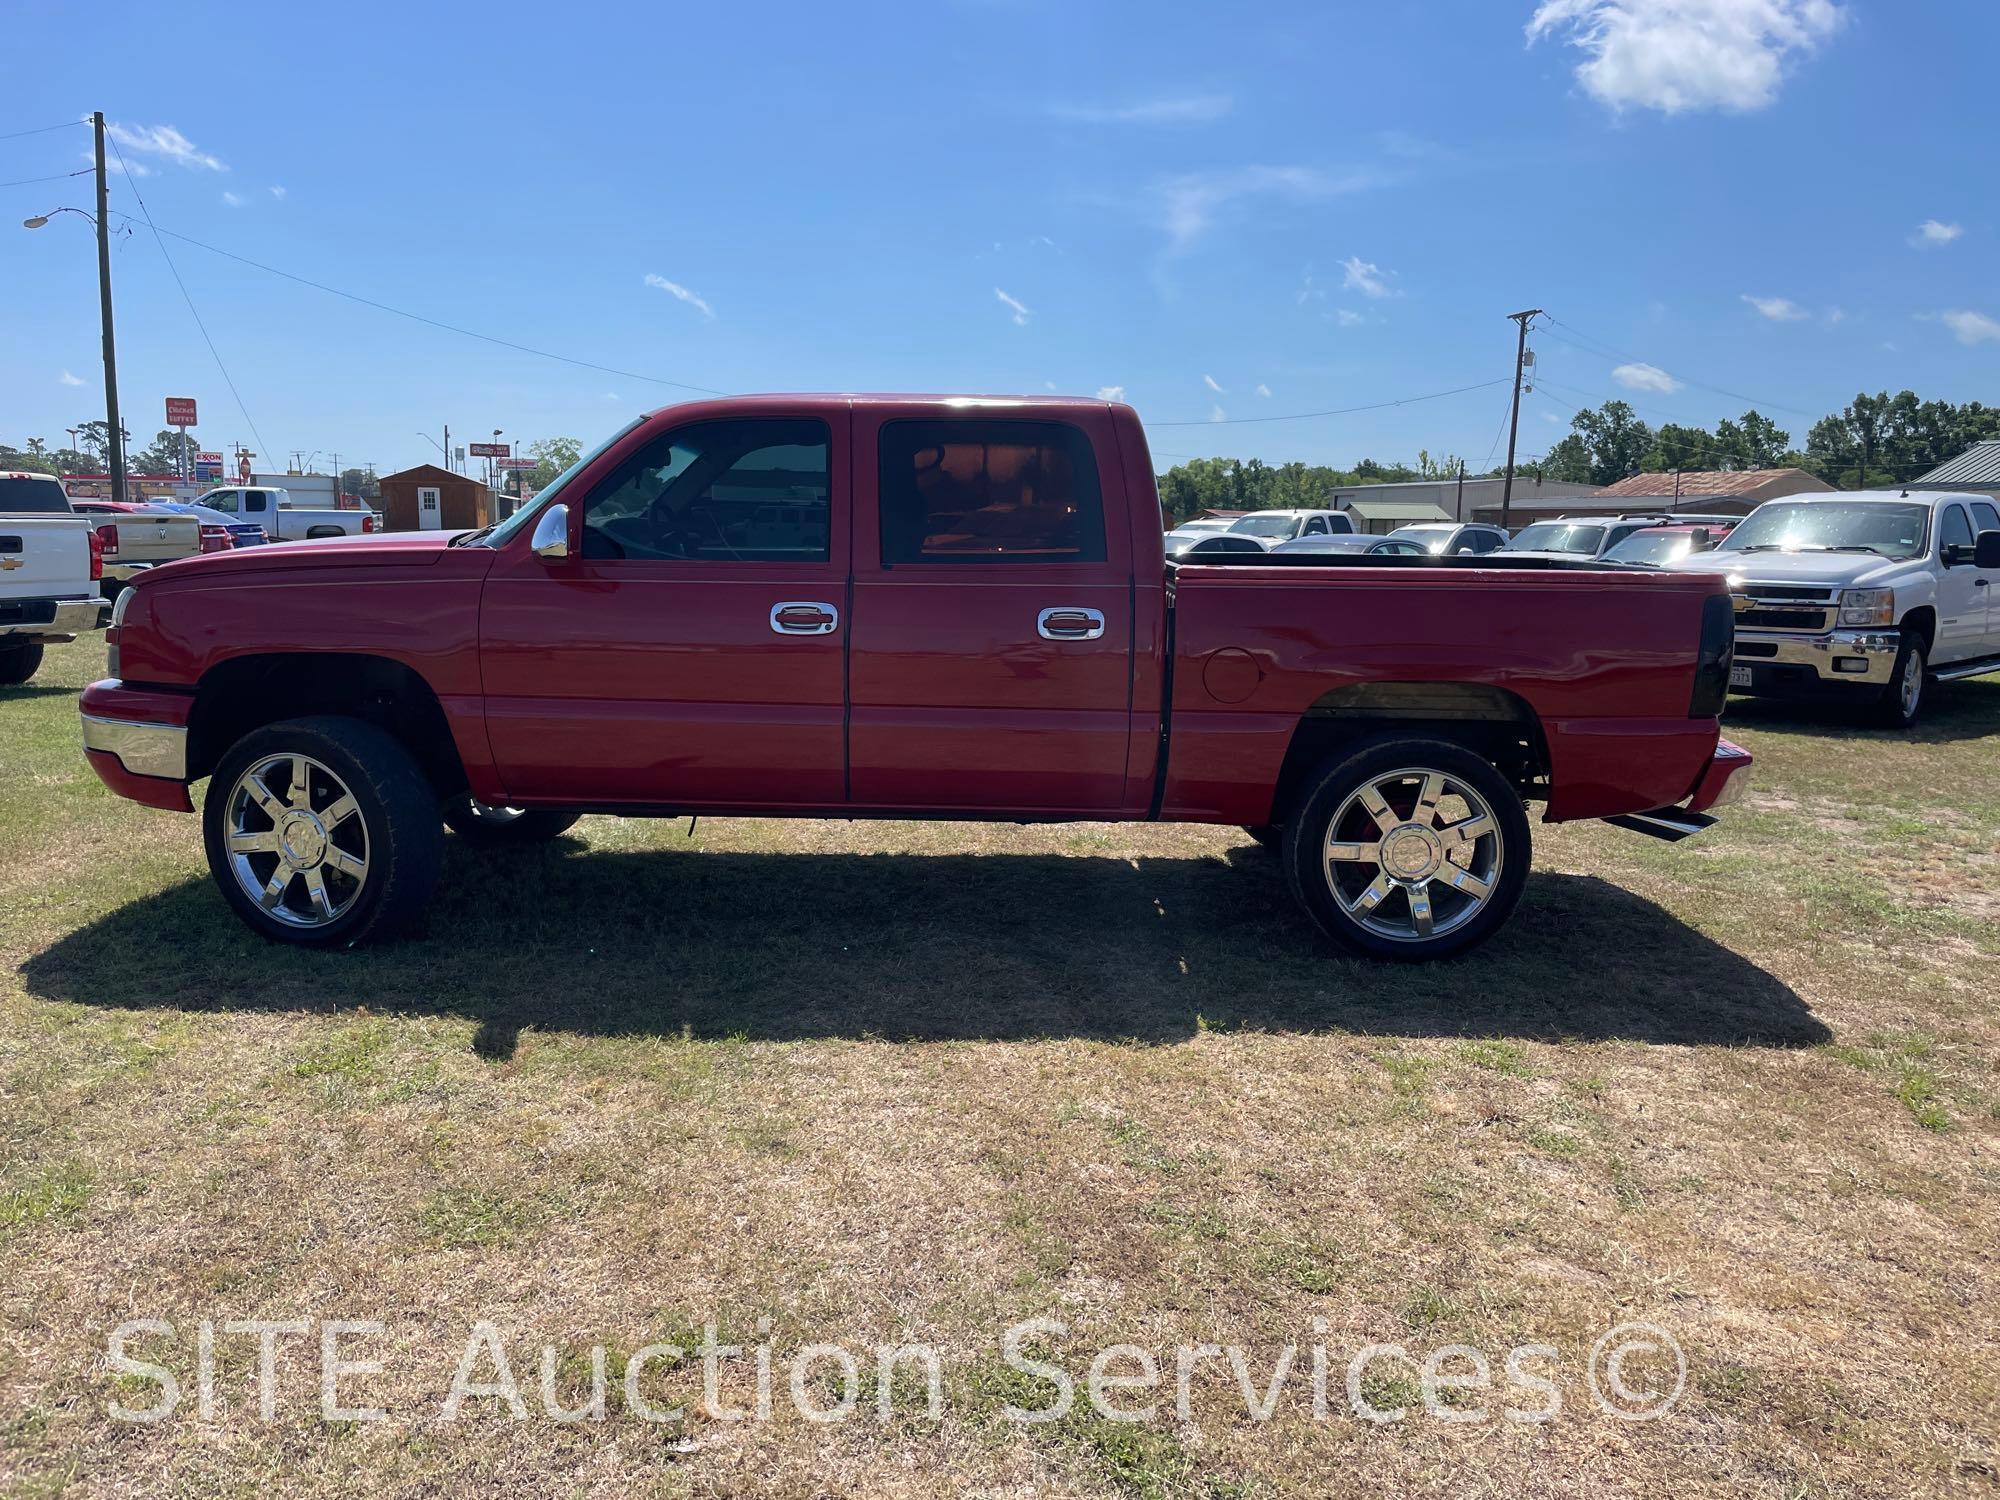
top-left (479, 420), bottom-right (644, 548)
top-left (1508, 522), bottom-right (1604, 554)
top-left (1719, 502), bottom-right (1928, 559)
top-left (1228, 513), bottom-right (1302, 538)
top-left (1603, 531), bottom-right (1695, 567)
top-left (0, 475), bottom-right (74, 514)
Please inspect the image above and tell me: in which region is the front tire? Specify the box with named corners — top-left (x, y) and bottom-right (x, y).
top-left (0, 641), bottom-right (44, 686)
top-left (1282, 734), bottom-right (1531, 962)
top-left (442, 796), bottom-right (581, 845)
top-left (1870, 630), bottom-right (1927, 729)
top-left (202, 715), bottom-right (443, 947)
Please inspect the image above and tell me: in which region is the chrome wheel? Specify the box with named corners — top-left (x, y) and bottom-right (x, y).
top-left (1898, 648), bottom-right (1922, 718)
top-left (222, 753), bottom-right (370, 928)
top-left (1322, 766), bottom-right (1504, 944)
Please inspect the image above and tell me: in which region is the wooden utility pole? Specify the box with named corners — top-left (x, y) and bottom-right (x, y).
top-left (92, 111), bottom-right (126, 506)
top-left (1499, 308), bottom-right (1542, 530)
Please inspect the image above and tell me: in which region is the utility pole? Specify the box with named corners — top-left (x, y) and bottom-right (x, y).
top-left (1499, 307), bottom-right (1542, 531)
top-left (1455, 460), bottom-right (1465, 519)
top-left (92, 111), bottom-right (127, 506)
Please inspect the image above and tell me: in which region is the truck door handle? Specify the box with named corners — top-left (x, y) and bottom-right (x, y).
top-left (1037, 606), bottom-right (1106, 641)
top-left (770, 601), bottom-right (839, 635)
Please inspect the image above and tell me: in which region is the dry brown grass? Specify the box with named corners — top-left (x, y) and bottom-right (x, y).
top-left (2, 638), bottom-right (1997, 1497)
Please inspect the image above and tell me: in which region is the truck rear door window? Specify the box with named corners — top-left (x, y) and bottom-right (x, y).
top-left (879, 420), bottom-right (1105, 564)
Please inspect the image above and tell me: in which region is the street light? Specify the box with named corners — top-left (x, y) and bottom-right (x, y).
top-left (22, 180), bottom-right (124, 502)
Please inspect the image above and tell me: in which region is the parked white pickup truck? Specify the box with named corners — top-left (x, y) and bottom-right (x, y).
top-left (0, 471), bottom-right (109, 685)
top-left (197, 485), bottom-right (380, 541)
top-left (1670, 489), bottom-right (2000, 726)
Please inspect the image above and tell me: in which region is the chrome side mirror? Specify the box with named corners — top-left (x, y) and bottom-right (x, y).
top-left (530, 504), bottom-right (569, 560)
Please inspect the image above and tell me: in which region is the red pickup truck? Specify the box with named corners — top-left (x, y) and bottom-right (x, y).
top-left (80, 396), bottom-right (1749, 960)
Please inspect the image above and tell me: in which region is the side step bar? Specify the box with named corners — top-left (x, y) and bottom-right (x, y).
top-left (1934, 655), bottom-right (2000, 683)
top-left (1603, 807), bottom-right (1720, 843)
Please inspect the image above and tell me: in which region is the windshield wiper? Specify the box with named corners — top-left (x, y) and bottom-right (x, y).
top-left (448, 525), bottom-right (495, 547)
top-left (1824, 544), bottom-right (1886, 554)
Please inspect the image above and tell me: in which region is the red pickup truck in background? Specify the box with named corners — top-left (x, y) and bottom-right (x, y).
top-left (79, 396), bottom-right (1749, 960)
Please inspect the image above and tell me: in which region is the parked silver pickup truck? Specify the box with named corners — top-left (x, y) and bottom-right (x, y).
top-left (1670, 489), bottom-right (2000, 726)
top-left (197, 485), bottom-right (380, 541)
top-left (0, 471), bottom-right (109, 685)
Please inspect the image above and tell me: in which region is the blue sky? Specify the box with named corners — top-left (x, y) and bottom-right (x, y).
top-left (5, 0), bottom-right (1996, 477)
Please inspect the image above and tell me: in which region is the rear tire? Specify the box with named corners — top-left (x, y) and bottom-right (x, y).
top-left (1870, 630), bottom-right (1927, 729)
top-left (442, 796), bottom-right (581, 845)
top-left (1283, 733), bottom-right (1531, 962)
top-left (0, 641), bottom-right (44, 686)
top-left (202, 715), bottom-right (443, 947)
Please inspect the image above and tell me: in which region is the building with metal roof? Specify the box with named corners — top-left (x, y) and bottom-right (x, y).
top-left (1910, 440), bottom-right (2000, 496)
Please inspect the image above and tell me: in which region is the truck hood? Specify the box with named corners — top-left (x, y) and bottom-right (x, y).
top-left (1667, 548), bottom-right (1915, 588)
top-left (139, 530), bottom-right (464, 580)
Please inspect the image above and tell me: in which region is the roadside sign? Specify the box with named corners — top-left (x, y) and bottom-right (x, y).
top-left (195, 450), bottom-right (223, 482)
top-left (165, 397), bottom-right (197, 427)
top-left (495, 457), bottom-right (537, 470)
top-left (468, 442), bottom-right (509, 457)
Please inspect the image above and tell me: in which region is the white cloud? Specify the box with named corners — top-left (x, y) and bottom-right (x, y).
top-left (106, 121), bottom-right (225, 170)
top-left (1156, 166), bottom-right (1379, 253)
top-left (1823, 306), bottom-right (1846, 326)
top-left (1940, 310), bottom-right (2000, 346)
top-left (269, 185), bottom-right (287, 200)
top-left (1096, 385), bottom-right (1127, 402)
top-left (1203, 374), bottom-right (1226, 394)
top-left (1742, 293), bottom-right (1809, 321)
top-left (1910, 218), bottom-right (1962, 248)
top-left (643, 273), bottom-right (715, 318)
top-left (1526, 0), bottom-right (1845, 115)
top-left (1255, 383), bottom-right (1273, 398)
top-left (1340, 255), bottom-right (1396, 298)
top-left (221, 190), bottom-right (244, 207)
top-left (58, 370), bottom-right (83, 387)
top-left (1054, 93), bottom-right (1233, 125)
top-left (602, 392), bottom-right (621, 401)
top-left (994, 287), bottom-right (1031, 326)
top-left (1611, 361), bottom-right (1683, 393)
top-left (91, 149), bottom-right (152, 178)
top-left (1209, 404), bottom-right (1227, 423)
top-left (1295, 271), bottom-right (1326, 305)
top-left (1331, 308), bottom-right (1367, 327)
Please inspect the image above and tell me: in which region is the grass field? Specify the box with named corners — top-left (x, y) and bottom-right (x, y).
top-left (3, 634), bottom-right (1997, 1498)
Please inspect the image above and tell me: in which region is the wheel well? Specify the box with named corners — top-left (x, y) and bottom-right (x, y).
top-left (1266, 682), bottom-right (1550, 827)
top-left (1900, 606), bottom-right (1936, 653)
top-left (186, 653), bottom-right (467, 797)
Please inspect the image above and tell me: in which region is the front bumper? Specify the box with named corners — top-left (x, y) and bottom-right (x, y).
top-left (1731, 626), bottom-right (1899, 691)
top-left (78, 679), bottom-right (196, 812)
top-left (0, 594), bottom-right (110, 642)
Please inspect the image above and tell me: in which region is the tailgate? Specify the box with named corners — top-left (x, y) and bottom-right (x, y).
top-left (0, 517), bottom-right (93, 598)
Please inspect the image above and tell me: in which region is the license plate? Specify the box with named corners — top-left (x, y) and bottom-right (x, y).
top-left (1729, 665), bottom-right (1753, 688)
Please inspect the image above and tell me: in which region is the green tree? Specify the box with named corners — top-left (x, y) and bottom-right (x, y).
top-left (340, 467), bottom-right (380, 501)
top-left (1567, 400), bottom-right (1655, 485)
top-left (132, 428), bottom-right (196, 475)
top-left (523, 435), bottom-right (583, 492)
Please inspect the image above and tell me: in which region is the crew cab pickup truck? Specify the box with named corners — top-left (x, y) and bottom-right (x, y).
top-left (79, 397), bottom-right (1749, 960)
top-left (1, 471), bottom-right (109, 685)
top-left (197, 485), bottom-right (380, 541)
top-left (1669, 490), bottom-right (2000, 727)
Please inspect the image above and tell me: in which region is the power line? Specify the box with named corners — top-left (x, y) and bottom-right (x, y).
top-left (1539, 316), bottom-right (1816, 419)
top-left (0, 168), bottom-right (91, 189)
top-left (1149, 377), bottom-right (1508, 427)
top-left (124, 218), bottom-right (727, 397)
top-left (108, 134), bottom-right (271, 462)
top-left (0, 120), bottom-right (88, 141)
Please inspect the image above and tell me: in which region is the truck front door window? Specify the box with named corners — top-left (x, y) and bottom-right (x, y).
top-left (582, 419), bottom-right (829, 562)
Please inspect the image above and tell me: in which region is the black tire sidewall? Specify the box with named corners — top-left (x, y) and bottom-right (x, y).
top-left (0, 641), bottom-right (44, 685)
top-left (202, 715), bottom-right (443, 947)
top-left (1873, 632), bottom-right (1926, 729)
top-left (1283, 734), bottom-right (1532, 962)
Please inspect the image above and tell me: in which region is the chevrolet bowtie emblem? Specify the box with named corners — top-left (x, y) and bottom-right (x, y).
top-left (0, 557), bottom-right (22, 570)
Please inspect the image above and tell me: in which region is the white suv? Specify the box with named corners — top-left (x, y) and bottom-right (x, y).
top-left (1225, 509), bottom-right (1356, 542)
top-left (1668, 490), bottom-right (2000, 726)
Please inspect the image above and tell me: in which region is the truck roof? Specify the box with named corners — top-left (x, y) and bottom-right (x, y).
top-left (640, 393), bottom-right (1128, 421)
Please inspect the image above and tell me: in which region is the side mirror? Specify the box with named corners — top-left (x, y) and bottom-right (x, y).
top-left (1975, 530), bottom-right (2000, 569)
top-left (531, 504), bottom-right (569, 560)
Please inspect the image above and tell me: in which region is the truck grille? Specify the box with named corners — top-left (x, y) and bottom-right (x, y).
top-left (1734, 583), bottom-right (1837, 634)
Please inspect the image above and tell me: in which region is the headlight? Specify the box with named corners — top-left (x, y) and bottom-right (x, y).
top-left (1837, 587), bottom-right (1894, 627)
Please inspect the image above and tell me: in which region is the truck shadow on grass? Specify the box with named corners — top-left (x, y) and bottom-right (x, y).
top-left (23, 843), bottom-right (1828, 1054)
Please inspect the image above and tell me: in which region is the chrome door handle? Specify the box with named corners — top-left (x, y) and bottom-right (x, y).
top-left (1037, 606), bottom-right (1106, 641)
top-left (770, 600), bottom-right (839, 635)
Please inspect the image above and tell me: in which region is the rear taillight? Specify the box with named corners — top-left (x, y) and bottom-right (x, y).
top-left (361, 513), bottom-right (377, 534)
top-left (199, 524), bottom-right (234, 553)
top-left (1690, 591), bottom-right (1734, 717)
top-left (88, 526), bottom-right (105, 580)
top-left (93, 522), bottom-right (119, 557)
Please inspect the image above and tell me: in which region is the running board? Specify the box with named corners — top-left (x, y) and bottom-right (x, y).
top-left (1935, 655), bottom-right (2000, 683)
top-left (1603, 807), bottom-right (1719, 843)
